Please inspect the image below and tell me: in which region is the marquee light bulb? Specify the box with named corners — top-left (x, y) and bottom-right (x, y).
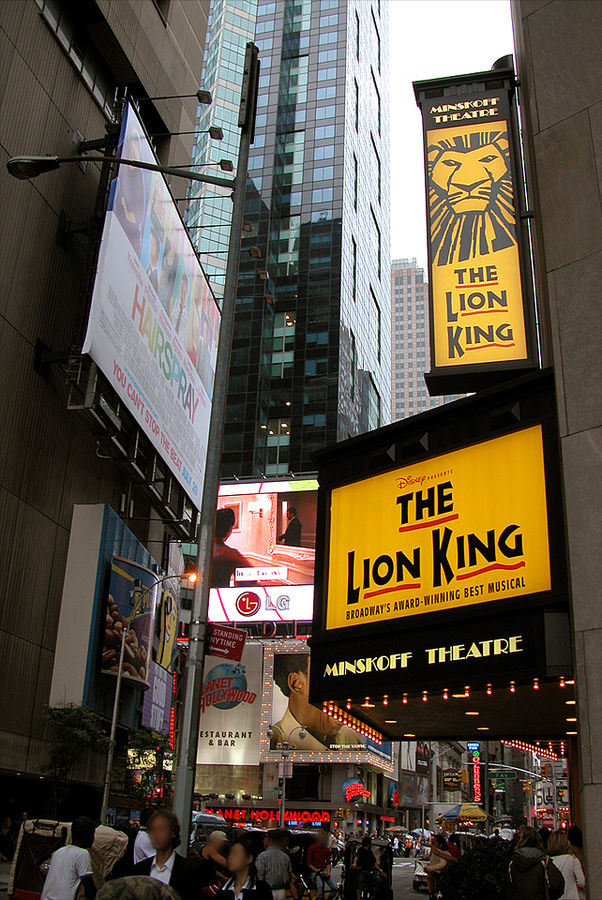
top-left (443, 688), bottom-right (449, 700)
top-left (402, 694), bottom-right (408, 704)
top-left (422, 690), bottom-right (428, 702)
top-left (383, 695), bottom-right (389, 706)
top-left (559, 676), bottom-right (566, 688)
top-left (464, 685), bottom-right (470, 698)
top-left (486, 684), bottom-right (492, 696)
top-left (533, 678), bottom-right (540, 690)
top-left (510, 681), bottom-right (516, 693)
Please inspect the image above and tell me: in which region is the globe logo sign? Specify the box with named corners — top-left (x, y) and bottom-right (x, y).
top-left (201, 662), bottom-right (257, 712)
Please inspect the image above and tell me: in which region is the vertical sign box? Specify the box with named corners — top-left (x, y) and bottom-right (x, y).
top-left (414, 65), bottom-right (538, 394)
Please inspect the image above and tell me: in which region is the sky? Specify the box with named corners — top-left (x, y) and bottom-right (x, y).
top-left (388, 0), bottom-right (514, 271)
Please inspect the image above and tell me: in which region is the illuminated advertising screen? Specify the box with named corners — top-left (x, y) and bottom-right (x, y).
top-left (83, 102), bottom-right (219, 504)
top-left (414, 71), bottom-right (538, 391)
top-left (325, 426), bottom-right (551, 630)
top-left (208, 479), bottom-right (317, 623)
top-left (263, 643), bottom-right (393, 765)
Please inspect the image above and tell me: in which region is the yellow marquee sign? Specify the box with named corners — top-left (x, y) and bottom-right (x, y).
top-left (414, 72), bottom-right (538, 390)
top-left (325, 426), bottom-right (551, 630)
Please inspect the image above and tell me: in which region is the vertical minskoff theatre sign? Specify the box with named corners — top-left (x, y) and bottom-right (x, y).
top-left (414, 63), bottom-right (538, 394)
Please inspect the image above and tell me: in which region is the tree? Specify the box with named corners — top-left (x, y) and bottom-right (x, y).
top-left (43, 705), bottom-right (108, 815)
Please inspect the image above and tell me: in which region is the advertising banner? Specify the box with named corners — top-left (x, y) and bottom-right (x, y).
top-left (208, 624), bottom-right (246, 661)
top-left (325, 425), bottom-right (550, 630)
top-left (414, 69), bottom-right (537, 391)
top-left (83, 102), bottom-right (219, 504)
top-left (141, 562), bottom-right (181, 733)
top-left (102, 558), bottom-right (157, 690)
top-left (267, 646), bottom-right (392, 760)
top-left (197, 640), bottom-right (262, 765)
top-left (209, 479), bottom-right (317, 622)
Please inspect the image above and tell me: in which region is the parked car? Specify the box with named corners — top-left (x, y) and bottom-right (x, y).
top-left (190, 811), bottom-right (228, 850)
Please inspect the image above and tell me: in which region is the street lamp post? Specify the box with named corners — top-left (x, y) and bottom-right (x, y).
top-left (100, 571), bottom-right (197, 824)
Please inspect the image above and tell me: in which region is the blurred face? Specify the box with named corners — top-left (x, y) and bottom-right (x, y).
top-left (149, 815), bottom-right (174, 852)
top-left (317, 830), bottom-right (328, 846)
top-left (228, 843), bottom-right (251, 875)
top-left (211, 835), bottom-right (227, 853)
top-left (150, 234), bottom-right (160, 265)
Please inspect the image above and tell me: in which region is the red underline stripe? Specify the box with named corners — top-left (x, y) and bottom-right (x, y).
top-left (460, 308), bottom-right (508, 316)
top-left (364, 583), bottom-right (421, 599)
top-left (456, 561), bottom-right (526, 581)
top-left (455, 281), bottom-right (499, 288)
top-left (399, 513), bottom-right (459, 533)
top-left (465, 342), bottom-right (515, 351)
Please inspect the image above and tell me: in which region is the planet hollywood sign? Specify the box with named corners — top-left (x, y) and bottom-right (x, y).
top-left (203, 807), bottom-right (331, 824)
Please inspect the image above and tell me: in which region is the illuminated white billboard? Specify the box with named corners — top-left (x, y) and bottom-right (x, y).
top-left (83, 102), bottom-right (219, 504)
top-left (208, 480), bottom-right (317, 623)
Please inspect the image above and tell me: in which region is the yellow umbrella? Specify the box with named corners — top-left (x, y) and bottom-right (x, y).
top-left (440, 802), bottom-right (488, 822)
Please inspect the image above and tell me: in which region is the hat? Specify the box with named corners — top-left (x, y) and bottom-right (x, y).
top-left (209, 830), bottom-right (228, 842)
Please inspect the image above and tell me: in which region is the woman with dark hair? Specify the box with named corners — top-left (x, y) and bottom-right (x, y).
top-left (131, 809), bottom-right (199, 900)
top-left (547, 830), bottom-right (585, 900)
top-left (215, 838), bottom-right (273, 900)
top-left (506, 825), bottom-right (565, 900)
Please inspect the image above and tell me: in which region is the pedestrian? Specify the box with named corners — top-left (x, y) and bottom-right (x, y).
top-left (506, 825), bottom-right (565, 900)
top-left (215, 837), bottom-right (273, 900)
top-left (256, 830), bottom-right (294, 900)
top-left (352, 836), bottom-right (385, 900)
top-left (567, 825), bottom-right (584, 866)
top-left (198, 830), bottom-right (229, 893)
top-left (41, 816), bottom-right (97, 900)
top-left (538, 827), bottom-right (551, 851)
top-left (546, 831), bottom-right (585, 900)
top-left (133, 810), bottom-right (155, 864)
top-left (97, 877), bottom-right (180, 900)
top-left (424, 835), bottom-right (448, 899)
top-left (306, 828), bottom-right (337, 900)
top-left (131, 809), bottom-right (199, 900)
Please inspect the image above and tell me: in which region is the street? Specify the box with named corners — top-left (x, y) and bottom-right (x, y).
top-left (392, 859), bottom-right (422, 897)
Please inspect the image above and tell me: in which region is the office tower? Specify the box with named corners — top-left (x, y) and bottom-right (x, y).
top-left (391, 258), bottom-right (464, 420)
top-left (189, 0), bottom-right (391, 476)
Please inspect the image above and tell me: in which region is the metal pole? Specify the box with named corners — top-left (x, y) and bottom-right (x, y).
top-left (551, 762), bottom-right (558, 830)
top-left (172, 42), bottom-right (259, 850)
top-left (279, 751), bottom-right (288, 829)
top-left (100, 627), bottom-right (127, 823)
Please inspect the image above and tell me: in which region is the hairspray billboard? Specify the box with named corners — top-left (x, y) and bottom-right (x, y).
top-left (197, 640), bottom-right (263, 766)
top-left (83, 102), bottom-right (220, 505)
top-left (414, 66), bottom-right (538, 393)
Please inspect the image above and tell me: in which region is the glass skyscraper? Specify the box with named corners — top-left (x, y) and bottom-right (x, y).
top-left (189, 0), bottom-right (390, 477)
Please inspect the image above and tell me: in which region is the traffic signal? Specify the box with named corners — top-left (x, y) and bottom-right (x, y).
top-left (523, 780), bottom-right (530, 793)
top-left (542, 764), bottom-right (549, 778)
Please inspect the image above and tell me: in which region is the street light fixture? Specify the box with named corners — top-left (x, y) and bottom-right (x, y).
top-left (148, 126), bottom-right (225, 141)
top-left (6, 155), bottom-right (235, 190)
top-left (100, 570), bottom-right (197, 823)
top-left (137, 89), bottom-right (212, 104)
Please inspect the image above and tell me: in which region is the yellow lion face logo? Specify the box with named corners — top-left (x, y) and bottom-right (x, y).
top-left (428, 130), bottom-right (517, 266)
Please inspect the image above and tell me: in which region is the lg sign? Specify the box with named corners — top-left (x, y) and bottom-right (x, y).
top-left (235, 592), bottom-right (262, 617)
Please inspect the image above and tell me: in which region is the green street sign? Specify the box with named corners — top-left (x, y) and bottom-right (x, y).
top-left (490, 770), bottom-right (517, 780)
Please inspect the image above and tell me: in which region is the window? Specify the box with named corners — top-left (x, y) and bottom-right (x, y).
top-left (318, 48), bottom-right (337, 63)
top-left (320, 0), bottom-right (338, 7)
top-left (266, 418), bottom-right (290, 475)
top-left (258, 2), bottom-right (276, 13)
top-left (370, 288), bottom-right (382, 361)
top-left (317, 84), bottom-right (336, 100)
top-left (316, 105), bottom-right (335, 119)
top-left (367, 376), bottom-right (381, 430)
top-left (352, 236), bottom-right (357, 301)
top-left (314, 165), bottom-right (334, 181)
top-left (372, 69), bottom-right (381, 135)
top-left (355, 10), bottom-right (360, 60)
top-left (319, 30), bottom-right (337, 44)
top-left (353, 153), bottom-right (358, 210)
top-left (319, 13), bottom-right (338, 26)
top-left (318, 66), bottom-right (337, 81)
top-left (271, 312), bottom-right (296, 377)
top-left (371, 134), bottom-right (381, 203)
top-left (371, 208), bottom-right (381, 278)
top-left (354, 78), bottom-right (359, 131)
top-left (312, 187), bottom-right (333, 203)
top-left (372, 9), bottom-right (381, 73)
top-left (314, 144), bottom-right (334, 160)
top-left (315, 124), bottom-right (335, 140)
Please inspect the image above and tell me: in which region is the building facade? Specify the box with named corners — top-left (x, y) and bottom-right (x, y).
top-left (0, 0), bottom-right (209, 812)
top-left (511, 0), bottom-right (601, 884)
top-left (188, 0), bottom-right (391, 477)
top-left (390, 258), bottom-right (464, 421)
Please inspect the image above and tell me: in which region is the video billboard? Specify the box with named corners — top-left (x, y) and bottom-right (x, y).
top-left (265, 644), bottom-right (392, 762)
top-left (209, 480), bottom-right (317, 622)
top-left (197, 640), bottom-right (263, 766)
top-left (83, 102), bottom-right (219, 504)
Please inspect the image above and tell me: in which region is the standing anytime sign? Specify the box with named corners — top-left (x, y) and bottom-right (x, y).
top-left (325, 425), bottom-right (550, 630)
top-left (414, 66), bottom-right (538, 393)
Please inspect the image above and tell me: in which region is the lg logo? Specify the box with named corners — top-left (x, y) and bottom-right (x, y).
top-left (235, 591), bottom-right (261, 617)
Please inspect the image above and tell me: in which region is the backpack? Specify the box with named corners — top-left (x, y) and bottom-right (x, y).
top-left (543, 857), bottom-right (565, 900)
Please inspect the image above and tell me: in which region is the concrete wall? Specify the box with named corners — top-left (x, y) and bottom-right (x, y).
top-left (511, 0), bottom-right (602, 884)
top-left (0, 0), bottom-right (208, 785)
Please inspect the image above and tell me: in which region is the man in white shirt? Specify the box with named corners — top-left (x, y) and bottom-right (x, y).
top-left (133, 809), bottom-right (154, 864)
top-left (41, 817), bottom-right (96, 900)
